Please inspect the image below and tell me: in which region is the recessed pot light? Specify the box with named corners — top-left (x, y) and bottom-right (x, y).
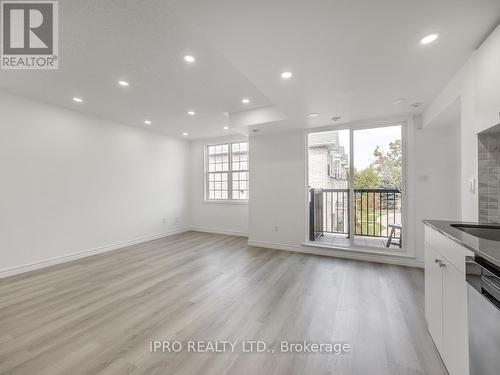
top-left (420, 33), bottom-right (439, 45)
top-left (242, 98), bottom-right (250, 104)
top-left (183, 55), bottom-right (195, 63)
top-left (308, 113), bottom-right (319, 118)
top-left (281, 71), bottom-right (293, 79)
top-left (223, 126), bottom-right (229, 130)
top-left (72, 97), bottom-right (83, 103)
top-left (144, 120), bottom-right (152, 125)
top-left (118, 80), bottom-right (129, 87)
top-left (182, 132), bottom-right (189, 136)
top-left (187, 110), bottom-right (196, 116)
top-left (331, 116), bottom-right (342, 121)
top-left (410, 102), bottom-right (423, 108)
top-left (393, 98), bottom-right (406, 104)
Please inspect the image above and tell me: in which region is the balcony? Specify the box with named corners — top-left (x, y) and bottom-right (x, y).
top-left (309, 188), bottom-right (402, 249)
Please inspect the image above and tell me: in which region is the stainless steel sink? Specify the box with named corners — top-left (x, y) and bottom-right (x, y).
top-left (451, 224), bottom-right (500, 241)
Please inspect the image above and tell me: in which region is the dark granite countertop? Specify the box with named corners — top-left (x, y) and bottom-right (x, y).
top-left (423, 220), bottom-right (500, 268)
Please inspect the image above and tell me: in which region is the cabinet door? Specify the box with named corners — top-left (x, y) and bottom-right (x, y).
top-left (442, 261), bottom-right (470, 375)
top-left (475, 25), bottom-right (500, 132)
top-left (425, 242), bottom-right (443, 354)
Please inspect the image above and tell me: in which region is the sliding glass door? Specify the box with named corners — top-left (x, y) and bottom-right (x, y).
top-left (308, 123), bottom-right (404, 251)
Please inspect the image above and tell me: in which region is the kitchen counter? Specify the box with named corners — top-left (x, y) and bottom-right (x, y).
top-left (424, 220), bottom-right (500, 268)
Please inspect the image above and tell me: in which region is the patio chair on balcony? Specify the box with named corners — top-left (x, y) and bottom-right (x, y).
top-left (385, 224), bottom-right (402, 248)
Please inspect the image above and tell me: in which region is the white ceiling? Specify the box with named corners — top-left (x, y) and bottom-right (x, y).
top-left (1, 0), bottom-right (499, 139)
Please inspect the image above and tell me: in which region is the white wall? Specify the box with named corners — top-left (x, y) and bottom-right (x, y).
top-left (248, 130), bottom-right (307, 247)
top-left (422, 58), bottom-right (478, 221)
top-left (0, 92), bottom-right (190, 274)
top-left (423, 24), bottom-right (500, 221)
top-left (190, 135), bottom-right (248, 236)
top-left (414, 120), bottom-right (462, 257)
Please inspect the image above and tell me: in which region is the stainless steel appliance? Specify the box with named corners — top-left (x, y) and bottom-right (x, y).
top-left (466, 257), bottom-right (500, 375)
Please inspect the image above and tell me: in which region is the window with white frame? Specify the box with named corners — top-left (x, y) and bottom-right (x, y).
top-left (206, 142), bottom-right (249, 201)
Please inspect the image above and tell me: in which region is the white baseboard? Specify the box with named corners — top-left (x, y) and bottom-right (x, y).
top-left (1, 229), bottom-right (421, 279)
top-left (189, 226), bottom-right (248, 237)
top-left (0, 228), bottom-right (190, 279)
top-left (248, 240), bottom-right (424, 268)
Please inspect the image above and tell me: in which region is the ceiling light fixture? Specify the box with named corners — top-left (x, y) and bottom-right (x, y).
top-left (331, 116), bottom-right (342, 122)
top-left (242, 98), bottom-right (250, 104)
top-left (308, 113), bottom-right (319, 118)
top-left (182, 132), bottom-right (189, 136)
top-left (223, 126), bottom-right (229, 130)
top-left (187, 110), bottom-right (196, 116)
top-left (183, 55), bottom-right (196, 63)
top-left (118, 80), bottom-right (129, 87)
top-left (393, 98), bottom-right (406, 104)
top-left (420, 33), bottom-right (439, 45)
top-left (410, 102), bottom-right (423, 108)
top-left (281, 71), bottom-right (293, 79)
top-left (144, 120), bottom-right (152, 125)
top-left (72, 97), bottom-right (83, 103)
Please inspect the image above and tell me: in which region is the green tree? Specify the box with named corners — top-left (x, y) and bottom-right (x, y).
top-left (353, 165), bottom-right (379, 189)
top-left (372, 139), bottom-right (402, 190)
top-left (352, 139), bottom-right (402, 235)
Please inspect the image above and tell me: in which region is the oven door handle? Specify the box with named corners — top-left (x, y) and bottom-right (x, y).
top-left (481, 275), bottom-right (500, 308)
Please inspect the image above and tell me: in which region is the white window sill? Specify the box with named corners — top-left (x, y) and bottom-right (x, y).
top-left (204, 200), bottom-right (248, 205)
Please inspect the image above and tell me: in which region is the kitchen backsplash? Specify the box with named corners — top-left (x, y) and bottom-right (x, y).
top-left (479, 133), bottom-right (500, 223)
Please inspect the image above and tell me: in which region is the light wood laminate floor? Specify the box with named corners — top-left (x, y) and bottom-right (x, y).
top-left (0, 231), bottom-right (447, 375)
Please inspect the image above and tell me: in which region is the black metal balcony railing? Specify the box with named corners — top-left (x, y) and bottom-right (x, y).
top-left (309, 188), bottom-right (402, 241)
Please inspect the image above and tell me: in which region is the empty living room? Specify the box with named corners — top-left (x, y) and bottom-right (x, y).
top-left (2, 1), bottom-right (500, 374)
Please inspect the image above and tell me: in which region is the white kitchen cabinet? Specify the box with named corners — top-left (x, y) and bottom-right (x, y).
top-left (424, 225), bottom-right (474, 375)
top-left (425, 242), bottom-right (444, 354)
top-left (475, 25), bottom-right (500, 133)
